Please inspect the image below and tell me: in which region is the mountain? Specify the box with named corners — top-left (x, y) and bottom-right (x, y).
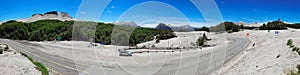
top-left (172, 25), bottom-right (195, 31)
top-left (155, 23), bottom-right (172, 30)
top-left (155, 23), bottom-right (194, 31)
top-left (16, 11), bottom-right (74, 22)
top-left (112, 21), bottom-right (138, 27)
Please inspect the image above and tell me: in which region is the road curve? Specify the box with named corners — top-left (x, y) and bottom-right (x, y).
top-left (0, 39), bottom-right (88, 75)
top-left (150, 36), bottom-right (251, 75)
top-left (0, 36), bottom-right (250, 75)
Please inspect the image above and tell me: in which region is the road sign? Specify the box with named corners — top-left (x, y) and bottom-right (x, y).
top-left (246, 33), bottom-right (250, 36)
top-left (56, 36), bottom-right (62, 41)
top-left (275, 31), bottom-right (279, 35)
top-left (100, 42), bottom-right (105, 45)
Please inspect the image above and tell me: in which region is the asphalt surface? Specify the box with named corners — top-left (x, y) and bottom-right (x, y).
top-left (133, 36), bottom-right (251, 75)
top-left (0, 36), bottom-right (250, 75)
top-left (0, 39), bottom-right (89, 75)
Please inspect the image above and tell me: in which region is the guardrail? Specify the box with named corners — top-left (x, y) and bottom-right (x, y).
top-left (118, 44), bottom-right (217, 55)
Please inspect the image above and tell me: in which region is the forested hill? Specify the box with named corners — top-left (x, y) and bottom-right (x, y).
top-left (0, 20), bottom-right (176, 46)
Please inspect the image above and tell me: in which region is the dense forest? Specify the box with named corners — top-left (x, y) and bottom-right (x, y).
top-left (0, 20), bottom-right (176, 46)
top-left (194, 26), bottom-right (210, 32)
top-left (259, 20), bottom-right (300, 30)
top-left (259, 21), bottom-right (287, 30)
top-left (286, 23), bottom-right (300, 29)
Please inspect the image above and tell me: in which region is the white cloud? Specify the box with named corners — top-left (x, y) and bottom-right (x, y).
top-left (111, 6), bottom-right (115, 9)
top-left (80, 11), bottom-right (86, 15)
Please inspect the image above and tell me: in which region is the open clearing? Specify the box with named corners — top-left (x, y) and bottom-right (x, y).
top-left (0, 31), bottom-right (251, 75)
top-left (3, 29), bottom-right (299, 75)
top-left (215, 29), bottom-right (300, 75)
top-left (0, 46), bottom-right (41, 75)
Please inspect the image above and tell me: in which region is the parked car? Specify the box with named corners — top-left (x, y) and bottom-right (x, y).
top-left (119, 50), bottom-right (133, 56)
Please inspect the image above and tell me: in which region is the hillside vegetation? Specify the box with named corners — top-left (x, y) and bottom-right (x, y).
top-left (286, 23), bottom-right (300, 29)
top-left (0, 20), bottom-right (176, 46)
top-left (209, 22), bottom-right (241, 33)
top-left (258, 20), bottom-right (300, 30)
top-left (259, 21), bottom-right (287, 30)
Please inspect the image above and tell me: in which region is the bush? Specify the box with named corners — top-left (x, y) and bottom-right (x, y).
top-left (4, 44), bottom-right (9, 51)
top-left (196, 33), bottom-right (211, 46)
top-left (155, 39), bottom-right (160, 43)
top-left (276, 54), bottom-right (280, 58)
top-left (33, 62), bottom-right (48, 75)
top-left (293, 47), bottom-right (299, 51)
top-left (289, 64), bottom-right (300, 75)
top-left (196, 37), bottom-right (206, 46)
top-left (287, 39), bottom-right (293, 47)
top-left (297, 65), bottom-right (300, 74)
top-left (0, 48), bottom-right (3, 54)
top-left (20, 52), bottom-right (48, 75)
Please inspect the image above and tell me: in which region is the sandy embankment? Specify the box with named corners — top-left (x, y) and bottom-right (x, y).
top-left (27, 31), bottom-right (228, 71)
top-left (0, 44), bottom-right (41, 75)
top-left (215, 29), bottom-right (300, 75)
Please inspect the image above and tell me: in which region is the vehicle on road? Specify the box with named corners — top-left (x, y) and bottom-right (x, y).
top-left (119, 49), bottom-right (133, 56)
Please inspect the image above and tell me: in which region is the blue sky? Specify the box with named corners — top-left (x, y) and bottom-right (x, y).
top-left (1, 0), bottom-right (300, 27)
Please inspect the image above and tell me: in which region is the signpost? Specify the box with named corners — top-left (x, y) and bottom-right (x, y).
top-left (246, 33), bottom-right (250, 36)
top-left (100, 42), bottom-right (105, 47)
top-left (100, 42), bottom-right (105, 45)
top-left (275, 31), bottom-right (279, 38)
top-left (275, 31), bottom-right (279, 35)
top-left (56, 36), bottom-right (62, 41)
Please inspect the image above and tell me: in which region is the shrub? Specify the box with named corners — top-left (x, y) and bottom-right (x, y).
top-left (297, 64), bottom-right (300, 73)
top-left (293, 47), bottom-right (299, 51)
top-left (155, 39), bottom-right (160, 43)
top-left (0, 48), bottom-right (3, 54)
top-left (276, 54), bottom-right (280, 58)
top-left (196, 37), bottom-right (206, 46)
top-left (287, 39), bottom-right (292, 45)
top-left (4, 44), bottom-right (9, 51)
top-left (287, 39), bottom-right (293, 47)
top-left (20, 52), bottom-right (48, 75)
top-left (33, 62), bottom-right (48, 75)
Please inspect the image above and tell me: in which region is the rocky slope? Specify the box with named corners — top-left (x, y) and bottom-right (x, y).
top-left (155, 23), bottom-right (194, 31)
top-left (16, 11), bottom-right (74, 22)
top-left (112, 21), bottom-right (139, 27)
top-left (0, 43), bottom-right (41, 75)
top-left (155, 23), bottom-right (172, 30)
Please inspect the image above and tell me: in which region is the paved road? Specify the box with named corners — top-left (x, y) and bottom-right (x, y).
top-left (0, 36), bottom-right (250, 75)
top-left (155, 36), bottom-right (251, 75)
top-left (111, 36), bottom-right (251, 75)
top-left (0, 39), bottom-right (89, 75)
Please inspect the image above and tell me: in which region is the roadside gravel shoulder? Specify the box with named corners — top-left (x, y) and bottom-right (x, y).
top-left (0, 43), bottom-right (41, 75)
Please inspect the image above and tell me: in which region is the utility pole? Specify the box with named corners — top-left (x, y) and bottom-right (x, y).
top-left (168, 40), bottom-right (170, 49)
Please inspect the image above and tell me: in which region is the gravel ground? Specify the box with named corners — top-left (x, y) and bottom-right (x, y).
top-left (0, 50), bottom-right (41, 75)
top-left (25, 31), bottom-right (231, 75)
top-left (215, 29), bottom-right (300, 75)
